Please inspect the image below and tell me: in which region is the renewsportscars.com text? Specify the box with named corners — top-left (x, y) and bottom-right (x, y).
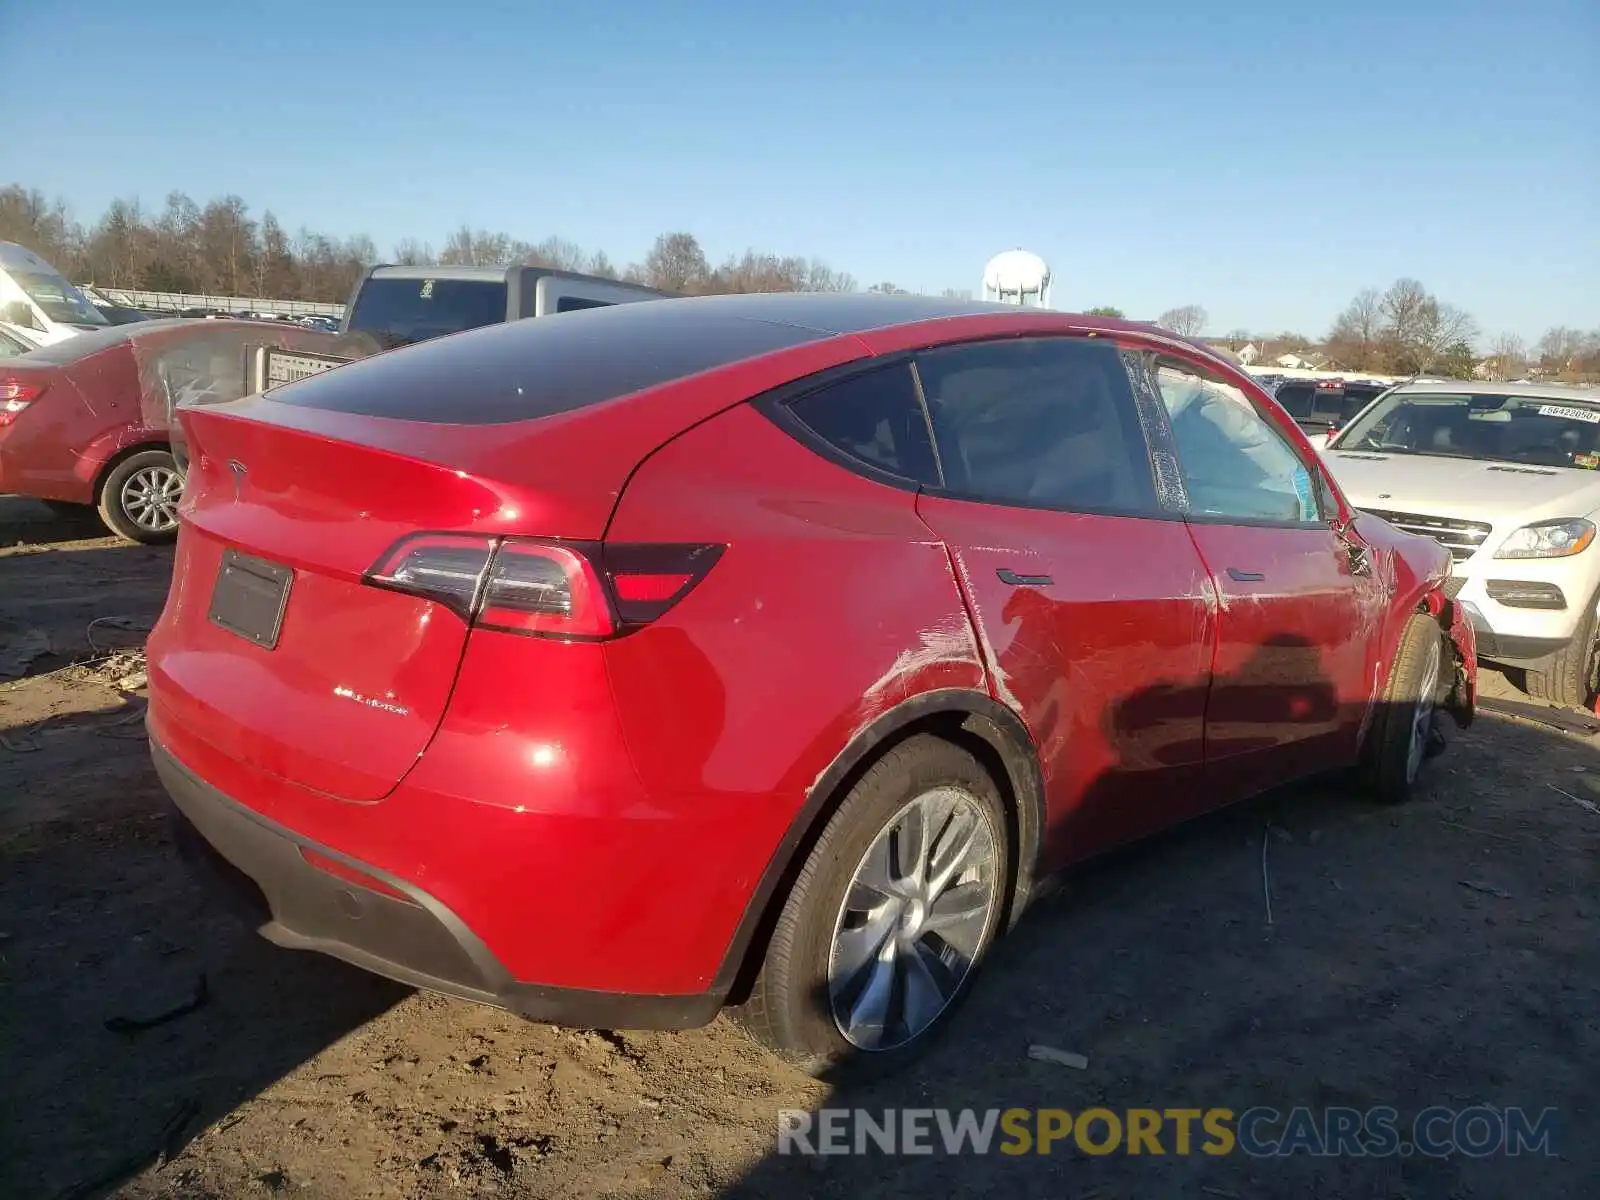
top-left (777, 1106), bottom-right (1557, 1158)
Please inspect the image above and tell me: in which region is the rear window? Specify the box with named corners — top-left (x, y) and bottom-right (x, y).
top-left (1274, 383), bottom-right (1315, 420)
top-left (273, 299), bottom-right (835, 424)
top-left (346, 277), bottom-right (509, 348)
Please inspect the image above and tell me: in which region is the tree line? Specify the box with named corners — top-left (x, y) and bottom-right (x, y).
top-left (1252, 280), bottom-right (1596, 383)
top-left (4, 184), bottom-right (1593, 382)
top-left (0, 184), bottom-right (865, 303)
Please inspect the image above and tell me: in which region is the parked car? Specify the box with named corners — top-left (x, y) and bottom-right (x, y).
top-left (0, 319), bottom-right (341, 542)
top-left (1325, 379), bottom-right (1600, 708)
top-left (1273, 377), bottom-right (1394, 447)
top-left (0, 242), bottom-right (111, 345)
top-left (148, 295), bottom-right (1475, 1073)
top-left (339, 264), bottom-right (669, 351)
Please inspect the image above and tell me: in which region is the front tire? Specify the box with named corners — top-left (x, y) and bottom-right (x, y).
top-left (1523, 587), bottom-right (1600, 711)
top-left (97, 449), bottom-right (183, 544)
top-left (1364, 613), bottom-right (1445, 804)
top-left (737, 735), bottom-right (1012, 1077)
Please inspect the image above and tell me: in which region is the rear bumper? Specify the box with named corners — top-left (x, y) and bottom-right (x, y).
top-left (153, 737), bottom-right (724, 1031)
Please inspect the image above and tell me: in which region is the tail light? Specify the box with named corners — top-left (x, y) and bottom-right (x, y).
top-left (365, 534), bottom-right (722, 640)
top-left (0, 380), bottom-right (45, 427)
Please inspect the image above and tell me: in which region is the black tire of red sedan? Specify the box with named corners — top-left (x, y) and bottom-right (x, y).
top-left (97, 449), bottom-right (183, 544)
top-left (1522, 587), bottom-right (1600, 711)
top-left (1365, 613), bottom-right (1446, 804)
top-left (737, 735), bottom-right (1012, 1077)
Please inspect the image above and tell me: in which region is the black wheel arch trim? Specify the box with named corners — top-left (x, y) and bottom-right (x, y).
top-left (710, 687), bottom-right (1047, 999)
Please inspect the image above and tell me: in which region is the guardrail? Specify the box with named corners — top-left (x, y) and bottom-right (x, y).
top-left (91, 287), bottom-right (345, 319)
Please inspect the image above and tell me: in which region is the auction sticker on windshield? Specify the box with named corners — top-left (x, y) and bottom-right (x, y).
top-left (1537, 404), bottom-right (1600, 423)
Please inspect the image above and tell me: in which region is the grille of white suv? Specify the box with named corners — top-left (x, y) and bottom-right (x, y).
top-left (1361, 509), bottom-right (1494, 562)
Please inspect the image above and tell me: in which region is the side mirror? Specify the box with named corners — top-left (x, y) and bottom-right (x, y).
top-left (1, 301), bottom-right (42, 331)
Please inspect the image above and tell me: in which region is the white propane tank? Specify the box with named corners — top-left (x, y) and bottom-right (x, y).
top-left (981, 249), bottom-right (1052, 308)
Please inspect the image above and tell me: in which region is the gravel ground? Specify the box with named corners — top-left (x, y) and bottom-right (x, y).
top-left (0, 496), bottom-right (1595, 1200)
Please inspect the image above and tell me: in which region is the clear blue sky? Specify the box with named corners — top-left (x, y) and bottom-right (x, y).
top-left (7, 0), bottom-right (1596, 343)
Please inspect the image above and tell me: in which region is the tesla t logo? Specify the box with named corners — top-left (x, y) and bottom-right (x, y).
top-left (228, 460), bottom-right (247, 501)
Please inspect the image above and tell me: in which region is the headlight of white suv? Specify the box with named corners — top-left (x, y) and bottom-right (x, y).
top-left (1493, 518), bottom-right (1597, 559)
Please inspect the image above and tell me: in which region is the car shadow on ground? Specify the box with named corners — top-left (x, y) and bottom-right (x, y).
top-left (717, 682), bottom-right (1599, 1200)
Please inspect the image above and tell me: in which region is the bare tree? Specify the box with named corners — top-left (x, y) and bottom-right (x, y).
top-left (1484, 333), bottom-right (1528, 381)
top-left (868, 281), bottom-right (907, 294)
top-left (1375, 278), bottom-right (1477, 374)
top-left (1537, 327), bottom-right (1586, 374)
top-left (1326, 288), bottom-right (1383, 369)
top-left (643, 232), bottom-right (709, 293)
top-left (524, 237), bottom-right (587, 272)
top-left (940, 288), bottom-right (974, 301)
top-left (392, 238), bottom-right (434, 266)
top-left (1157, 305), bottom-right (1208, 336)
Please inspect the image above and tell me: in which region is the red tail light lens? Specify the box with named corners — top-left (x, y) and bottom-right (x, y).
top-left (603, 543), bottom-right (725, 627)
top-left (364, 535), bottom-right (722, 639)
top-left (0, 380), bottom-right (45, 427)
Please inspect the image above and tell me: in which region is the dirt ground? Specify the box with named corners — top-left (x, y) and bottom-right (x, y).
top-left (1, 495), bottom-right (1596, 1200)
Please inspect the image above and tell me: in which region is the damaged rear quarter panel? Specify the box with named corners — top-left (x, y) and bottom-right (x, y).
top-left (600, 402), bottom-right (987, 807)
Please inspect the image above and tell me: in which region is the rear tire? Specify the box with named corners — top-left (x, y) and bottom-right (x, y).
top-left (736, 735), bottom-right (1012, 1079)
top-left (97, 449), bottom-right (182, 544)
top-left (1364, 613), bottom-right (1445, 804)
top-left (1523, 588), bottom-right (1600, 711)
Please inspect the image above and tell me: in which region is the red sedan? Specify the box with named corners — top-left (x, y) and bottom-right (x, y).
top-left (0, 320), bottom-right (336, 542)
top-left (147, 294), bottom-right (1476, 1072)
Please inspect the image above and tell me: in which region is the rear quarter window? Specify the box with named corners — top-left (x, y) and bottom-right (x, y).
top-left (784, 364), bottom-right (938, 486)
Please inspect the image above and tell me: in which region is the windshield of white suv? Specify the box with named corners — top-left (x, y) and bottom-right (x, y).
top-left (1333, 391), bottom-right (1600, 471)
top-left (12, 270), bottom-right (108, 326)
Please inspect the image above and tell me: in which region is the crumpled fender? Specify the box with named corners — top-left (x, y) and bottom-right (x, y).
top-left (1359, 514), bottom-right (1477, 728)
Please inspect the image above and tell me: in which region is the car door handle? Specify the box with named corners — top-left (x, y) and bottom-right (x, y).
top-left (1226, 568), bottom-right (1266, 582)
top-left (996, 568), bottom-right (1053, 587)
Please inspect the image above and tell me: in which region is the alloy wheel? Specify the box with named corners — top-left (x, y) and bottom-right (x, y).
top-left (827, 786), bottom-right (1000, 1052)
top-left (121, 465), bottom-right (183, 533)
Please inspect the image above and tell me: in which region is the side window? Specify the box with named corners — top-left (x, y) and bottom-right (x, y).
top-left (1155, 357), bottom-right (1321, 524)
top-left (556, 296), bottom-right (610, 313)
top-left (916, 337), bottom-right (1159, 514)
top-left (786, 364), bottom-right (938, 485)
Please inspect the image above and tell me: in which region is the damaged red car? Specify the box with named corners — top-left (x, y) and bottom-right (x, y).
top-left (147, 294), bottom-right (1475, 1072)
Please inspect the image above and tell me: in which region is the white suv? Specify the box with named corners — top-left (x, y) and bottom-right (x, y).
top-left (1323, 380), bottom-right (1600, 708)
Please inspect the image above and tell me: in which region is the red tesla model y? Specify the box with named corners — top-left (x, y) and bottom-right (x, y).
top-left (148, 294), bottom-right (1476, 1072)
